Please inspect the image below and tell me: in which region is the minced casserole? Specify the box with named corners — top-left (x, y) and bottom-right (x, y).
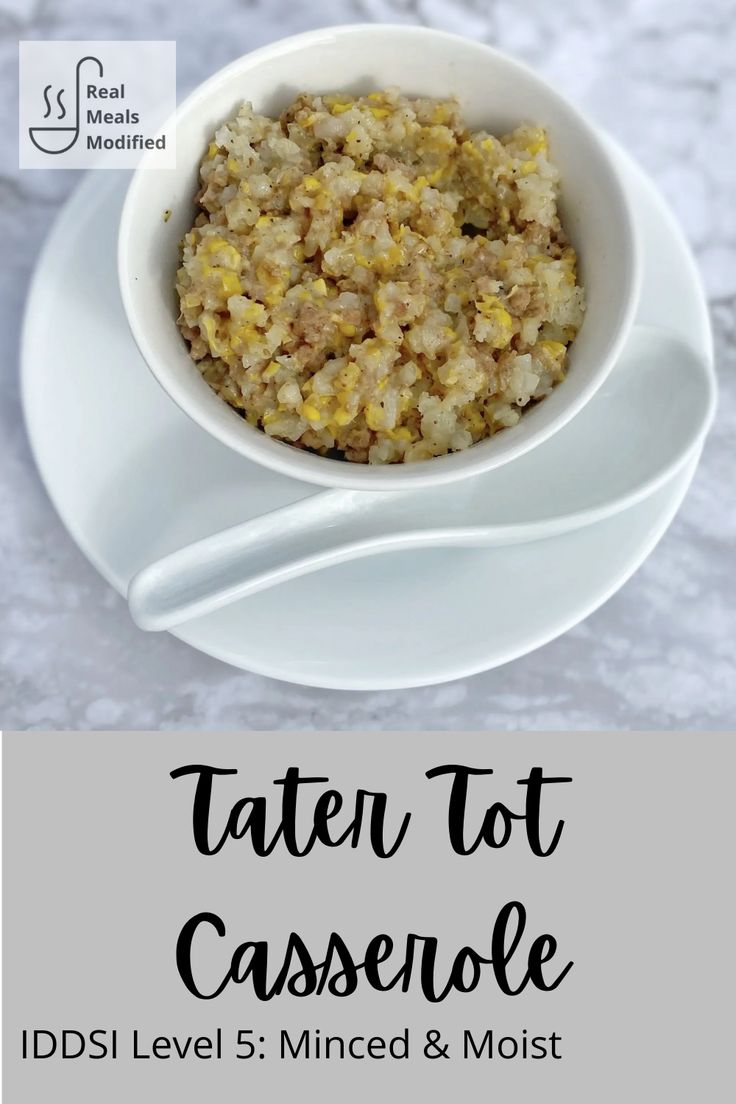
top-left (176, 90), bottom-right (585, 464)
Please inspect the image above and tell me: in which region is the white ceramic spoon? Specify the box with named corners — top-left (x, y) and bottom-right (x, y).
top-left (128, 326), bottom-right (715, 631)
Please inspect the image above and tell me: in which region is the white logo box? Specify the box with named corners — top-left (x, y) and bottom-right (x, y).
top-left (19, 40), bottom-right (176, 169)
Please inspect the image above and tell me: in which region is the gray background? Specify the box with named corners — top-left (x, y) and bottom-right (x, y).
top-left (4, 731), bottom-right (735, 1102)
top-left (2, 0), bottom-right (735, 729)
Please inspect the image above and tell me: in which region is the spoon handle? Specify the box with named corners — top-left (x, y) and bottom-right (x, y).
top-left (128, 487), bottom-right (389, 630)
top-left (127, 483), bottom-right (596, 631)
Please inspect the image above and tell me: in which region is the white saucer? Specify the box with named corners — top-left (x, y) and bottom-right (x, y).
top-left (21, 145), bottom-right (712, 690)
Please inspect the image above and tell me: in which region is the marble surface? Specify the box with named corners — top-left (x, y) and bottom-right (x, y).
top-left (2, 0), bottom-right (734, 730)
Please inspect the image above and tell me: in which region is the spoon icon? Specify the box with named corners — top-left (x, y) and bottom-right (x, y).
top-left (128, 326), bottom-right (716, 632)
top-left (29, 55), bottom-right (103, 155)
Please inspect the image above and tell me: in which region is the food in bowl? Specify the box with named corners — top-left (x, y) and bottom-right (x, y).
top-left (176, 89), bottom-right (585, 464)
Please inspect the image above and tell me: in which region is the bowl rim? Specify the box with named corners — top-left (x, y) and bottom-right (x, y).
top-left (118, 22), bottom-right (642, 491)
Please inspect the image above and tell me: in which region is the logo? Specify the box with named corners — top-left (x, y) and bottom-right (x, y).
top-left (19, 41), bottom-right (176, 170)
top-left (29, 55), bottom-right (103, 155)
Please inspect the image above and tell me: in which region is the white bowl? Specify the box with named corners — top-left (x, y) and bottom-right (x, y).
top-left (118, 23), bottom-right (640, 491)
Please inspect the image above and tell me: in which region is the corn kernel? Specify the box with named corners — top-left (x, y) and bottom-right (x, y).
top-left (338, 362), bottom-right (361, 389)
top-left (462, 407), bottom-right (485, 435)
top-left (475, 294), bottom-right (514, 348)
top-left (302, 175), bottom-right (321, 194)
top-left (262, 361), bottom-right (280, 379)
top-left (201, 315), bottom-right (218, 345)
top-left (370, 107), bottom-right (390, 119)
top-left (214, 268), bottom-right (241, 297)
top-left (461, 140), bottom-right (482, 160)
top-left (202, 237), bottom-right (241, 268)
top-left (537, 340), bottom-right (566, 359)
top-left (301, 403), bottom-right (322, 423)
top-left (525, 129), bottom-right (548, 155)
top-left (241, 301), bottom-right (266, 323)
top-left (475, 293), bottom-right (501, 315)
top-left (333, 407), bottom-right (355, 426)
top-left (331, 102), bottom-right (353, 115)
top-left (365, 404), bottom-right (385, 430)
top-left (230, 324), bottom-right (257, 349)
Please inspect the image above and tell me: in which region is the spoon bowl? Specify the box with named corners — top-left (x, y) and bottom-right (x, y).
top-left (128, 325), bottom-right (715, 631)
